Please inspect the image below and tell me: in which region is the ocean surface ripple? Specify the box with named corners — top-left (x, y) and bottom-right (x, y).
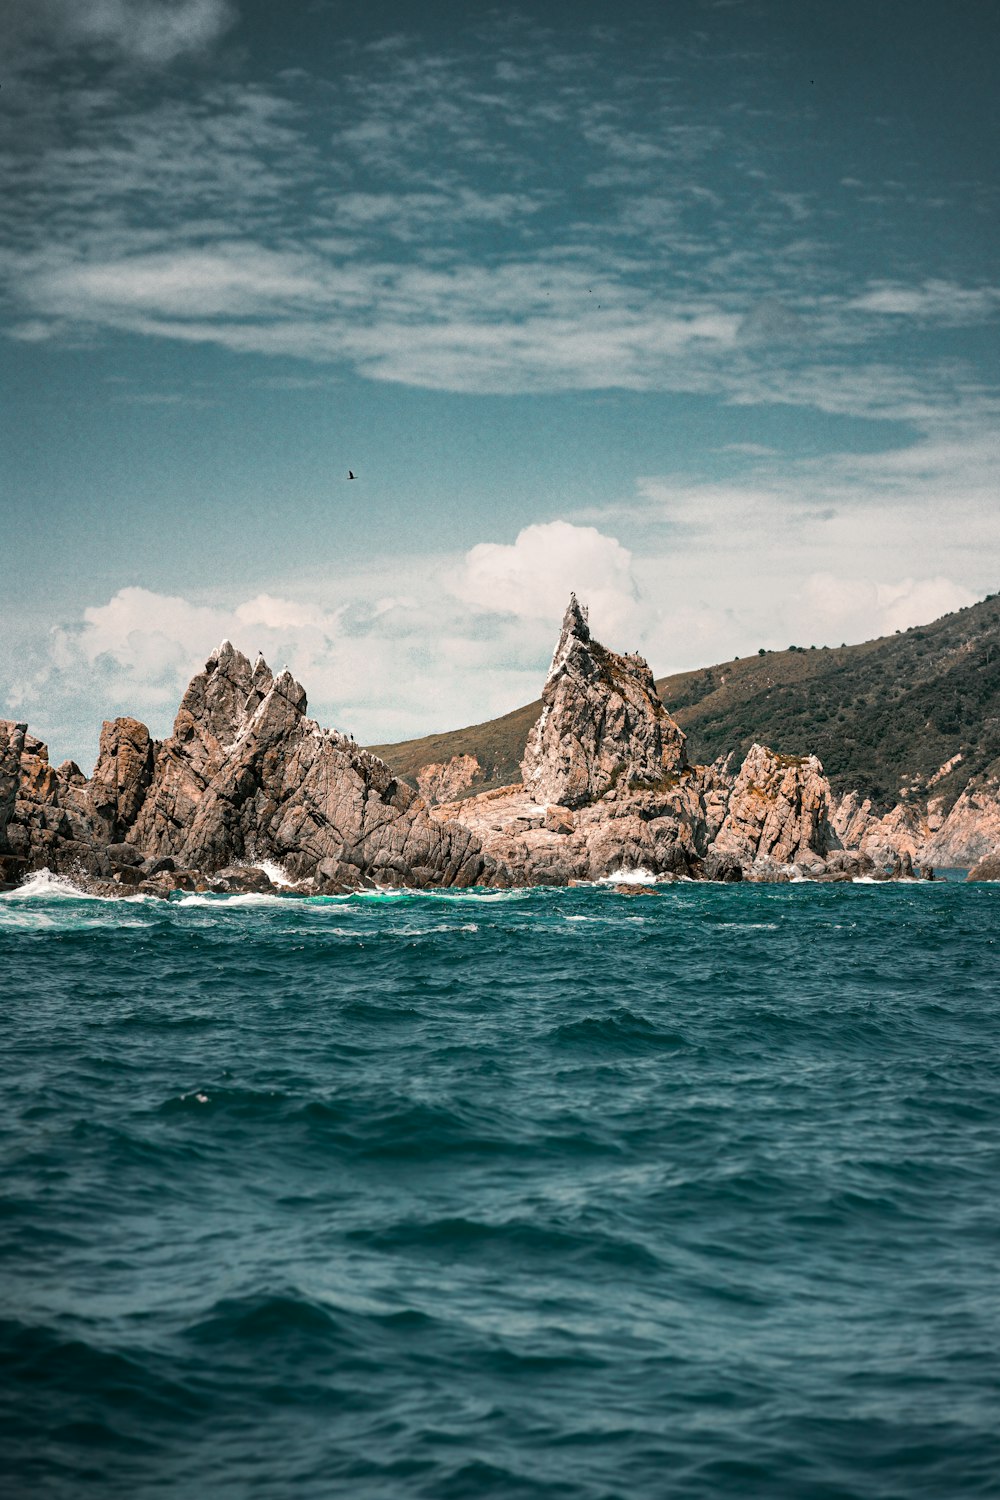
top-left (2, 874), bottom-right (999, 1498)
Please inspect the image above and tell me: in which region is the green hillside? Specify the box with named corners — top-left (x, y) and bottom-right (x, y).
top-left (370, 593), bottom-right (1000, 811)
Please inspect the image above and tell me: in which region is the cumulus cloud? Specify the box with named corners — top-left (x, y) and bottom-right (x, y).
top-left (5, 525), bottom-right (653, 763)
top-left (452, 521), bottom-right (642, 636)
top-left (793, 574), bottom-right (979, 643)
top-left (5, 509), bottom-right (988, 771)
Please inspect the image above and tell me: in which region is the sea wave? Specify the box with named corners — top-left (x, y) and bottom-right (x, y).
top-left (3, 878), bottom-right (1000, 1498)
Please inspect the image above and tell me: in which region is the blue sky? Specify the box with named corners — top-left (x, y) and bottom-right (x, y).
top-left (2, 0), bottom-right (998, 766)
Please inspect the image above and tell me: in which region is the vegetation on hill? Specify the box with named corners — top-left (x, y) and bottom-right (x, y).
top-left (370, 593), bottom-right (1000, 811)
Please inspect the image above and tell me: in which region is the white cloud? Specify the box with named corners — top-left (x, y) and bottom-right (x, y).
top-left (452, 521), bottom-right (642, 637)
top-left (3, 0), bottom-right (236, 64)
top-left (848, 279), bottom-right (1000, 323)
top-left (793, 574), bottom-right (979, 643)
top-left (8, 505), bottom-right (990, 773)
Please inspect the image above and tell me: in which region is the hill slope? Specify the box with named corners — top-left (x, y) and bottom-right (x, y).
top-left (370, 592), bottom-right (1000, 811)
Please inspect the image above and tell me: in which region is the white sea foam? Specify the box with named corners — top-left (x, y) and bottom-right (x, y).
top-left (252, 859), bottom-right (295, 888)
top-left (175, 891), bottom-right (291, 908)
top-left (1, 868), bottom-right (101, 901)
top-left (598, 867), bottom-right (661, 886)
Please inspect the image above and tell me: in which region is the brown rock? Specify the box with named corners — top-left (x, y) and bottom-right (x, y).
top-left (130, 642), bottom-right (502, 890)
top-left (544, 804), bottom-right (576, 834)
top-left (0, 719), bottom-right (107, 875)
top-left (521, 594), bottom-right (687, 809)
top-left (711, 743), bottom-right (833, 873)
top-left (416, 753), bottom-right (480, 805)
top-left (90, 717), bottom-right (157, 843)
top-left (966, 853), bottom-right (1000, 881)
top-left (922, 779), bottom-right (1000, 868)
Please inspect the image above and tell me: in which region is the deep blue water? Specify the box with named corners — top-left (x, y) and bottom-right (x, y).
top-left (2, 870), bottom-right (999, 1500)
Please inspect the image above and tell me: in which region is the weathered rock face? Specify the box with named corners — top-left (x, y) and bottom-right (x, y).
top-left (712, 743), bottom-right (834, 871)
top-left (416, 753), bottom-right (480, 806)
top-left (130, 642), bottom-right (499, 889)
top-left (0, 719), bottom-right (106, 879)
top-left (90, 717), bottom-right (157, 843)
top-left (920, 778), bottom-right (1000, 868)
top-left (967, 852), bottom-right (1000, 881)
top-left (830, 791), bottom-right (928, 867)
top-left (11, 598), bottom-right (995, 893)
top-left (437, 768), bottom-right (720, 885)
top-left (521, 595), bottom-right (687, 809)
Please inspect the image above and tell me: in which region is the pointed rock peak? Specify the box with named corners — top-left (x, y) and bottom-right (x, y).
top-left (211, 639), bottom-right (241, 667)
top-left (272, 668), bottom-right (308, 716)
top-left (523, 595), bottom-right (687, 807)
top-left (562, 593), bottom-right (590, 645)
top-left (174, 640), bottom-right (260, 749)
top-left (545, 593), bottom-right (591, 685)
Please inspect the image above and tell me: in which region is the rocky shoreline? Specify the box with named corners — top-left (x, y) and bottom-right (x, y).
top-left (3, 597), bottom-right (999, 896)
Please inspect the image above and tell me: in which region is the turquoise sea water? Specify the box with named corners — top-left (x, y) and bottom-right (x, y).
top-left (2, 871), bottom-right (999, 1499)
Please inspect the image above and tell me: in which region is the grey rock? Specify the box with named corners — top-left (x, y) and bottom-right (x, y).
top-left (209, 865), bottom-right (277, 894)
top-left (702, 850), bottom-right (743, 882)
top-left (521, 594), bottom-right (687, 809)
top-left (130, 643), bottom-right (501, 889)
top-left (106, 842), bottom-right (144, 868)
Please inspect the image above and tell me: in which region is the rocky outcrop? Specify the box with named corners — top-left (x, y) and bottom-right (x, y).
top-left (437, 766), bottom-right (723, 885)
top-left (831, 791), bottom-right (927, 866)
top-left (521, 594), bottom-right (687, 808)
top-left (0, 720), bottom-right (107, 880)
top-left (432, 608), bottom-right (928, 885)
top-left (9, 595), bottom-right (986, 893)
top-left (0, 644), bottom-right (503, 892)
top-left (967, 852), bottom-right (1000, 881)
top-left (90, 717), bottom-right (157, 843)
top-left (710, 744), bottom-right (833, 873)
top-left (920, 778), bottom-right (1000, 868)
top-left (129, 642), bottom-right (499, 889)
top-left (416, 753), bottom-right (480, 806)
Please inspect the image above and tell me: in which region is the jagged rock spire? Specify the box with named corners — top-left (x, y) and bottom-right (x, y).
top-left (521, 596), bottom-right (687, 808)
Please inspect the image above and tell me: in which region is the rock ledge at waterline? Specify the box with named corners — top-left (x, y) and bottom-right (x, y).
top-left (2, 596), bottom-right (979, 896)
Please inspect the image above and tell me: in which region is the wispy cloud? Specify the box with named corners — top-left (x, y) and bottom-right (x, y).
top-left (2, 7), bottom-right (996, 445)
top-left (1, 0), bottom-right (236, 65)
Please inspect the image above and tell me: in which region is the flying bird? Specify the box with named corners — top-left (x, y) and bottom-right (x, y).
top-left (347, 470), bottom-right (356, 480)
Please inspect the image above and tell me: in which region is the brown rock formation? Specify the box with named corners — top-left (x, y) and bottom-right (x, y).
top-left (431, 603), bottom-right (741, 885)
top-left (711, 743), bottom-right (833, 873)
top-left (920, 778), bottom-right (1000, 868)
top-left (130, 642), bottom-right (499, 889)
top-left (830, 791), bottom-right (928, 868)
top-left (0, 719), bottom-right (106, 878)
top-left (416, 753), bottom-right (480, 806)
top-left (521, 595), bottom-right (687, 808)
top-left (90, 717), bottom-right (157, 843)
